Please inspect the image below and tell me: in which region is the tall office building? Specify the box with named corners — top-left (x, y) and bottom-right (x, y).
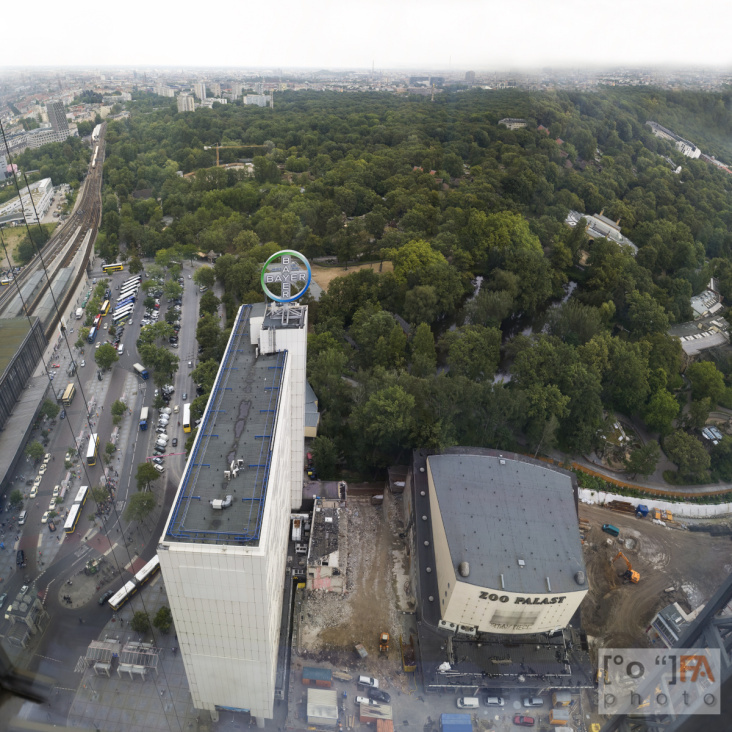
top-left (193, 82), bottom-right (207, 100)
top-left (159, 299), bottom-right (307, 724)
top-left (46, 101), bottom-right (68, 133)
top-left (0, 155), bottom-right (6, 182)
top-left (209, 82), bottom-right (221, 96)
top-left (231, 83), bottom-right (243, 99)
top-left (177, 94), bottom-right (195, 113)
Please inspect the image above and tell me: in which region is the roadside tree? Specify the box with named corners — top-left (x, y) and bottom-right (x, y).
top-left (25, 441), bottom-right (45, 461)
top-left (95, 343), bottom-right (119, 371)
top-left (135, 462), bottom-right (160, 492)
top-left (125, 491), bottom-right (156, 523)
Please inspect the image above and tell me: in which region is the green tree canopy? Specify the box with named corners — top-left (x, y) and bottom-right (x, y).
top-left (95, 343), bottom-right (119, 371)
top-left (664, 430), bottom-right (710, 480)
top-left (25, 441), bottom-right (45, 461)
top-left (135, 462), bottom-right (160, 492)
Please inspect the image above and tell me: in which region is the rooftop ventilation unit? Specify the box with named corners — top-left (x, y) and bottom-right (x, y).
top-left (210, 495), bottom-right (233, 510)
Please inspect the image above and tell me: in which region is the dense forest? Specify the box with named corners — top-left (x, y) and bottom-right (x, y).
top-left (96, 88), bottom-right (732, 484)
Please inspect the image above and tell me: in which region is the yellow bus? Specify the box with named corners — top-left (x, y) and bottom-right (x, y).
top-left (86, 432), bottom-right (99, 466)
top-left (100, 299), bottom-right (110, 316)
top-left (64, 504), bottom-right (82, 534)
top-left (61, 383), bottom-right (76, 406)
top-left (183, 403), bottom-right (191, 433)
top-left (102, 263), bottom-right (124, 273)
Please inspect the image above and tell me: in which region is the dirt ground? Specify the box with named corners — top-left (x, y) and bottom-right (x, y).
top-left (297, 491), bottom-right (416, 694)
top-left (579, 503), bottom-right (732, 649)
top-left (311, 261), bottom-right (393, 291)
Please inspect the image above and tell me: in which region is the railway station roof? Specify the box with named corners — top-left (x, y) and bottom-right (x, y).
top-left (164, 303), bottom-right (286, 547)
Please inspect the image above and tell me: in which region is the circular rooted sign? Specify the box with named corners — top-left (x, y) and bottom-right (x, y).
top-left (260, 250), bottom-right (312, 303)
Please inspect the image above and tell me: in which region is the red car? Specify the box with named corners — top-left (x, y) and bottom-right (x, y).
top-left (513, 716), bottom-right (535, 727)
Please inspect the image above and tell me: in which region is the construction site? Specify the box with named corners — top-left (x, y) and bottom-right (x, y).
top-left (578, 502), bottom-right (732, 650)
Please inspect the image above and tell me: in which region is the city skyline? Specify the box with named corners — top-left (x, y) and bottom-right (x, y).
top-left (5, 0), bottom-right (732, 70)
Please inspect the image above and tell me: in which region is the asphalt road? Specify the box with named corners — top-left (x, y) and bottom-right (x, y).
top-left (5, 259), bottom-right (203, 720)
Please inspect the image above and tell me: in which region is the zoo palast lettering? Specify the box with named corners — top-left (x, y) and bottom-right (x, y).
top-left (479, 592), bottom-right (567, 605)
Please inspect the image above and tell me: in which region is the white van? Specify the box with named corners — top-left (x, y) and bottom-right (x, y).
top-left (18, 510), bottom-right (27, 525)
top-left (456, 697), bottom-right (480, 709)
top-left (117, 344), bottom-right (124, 355)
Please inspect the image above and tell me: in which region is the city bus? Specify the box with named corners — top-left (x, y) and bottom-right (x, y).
top-left (86, 433), bottom-right (99, 466)
top-left (108, 580), bottom-right (138, 611)
top-left (0, 279), bottom-right (10, 286)
top-left (135, 555), bottom-right (161, 587)
top-left (182, 403), bottom-right (191, 433)
top-left (121, 276), bottom-right (141, 288)
top-left (87, 326), bottom-right (97, 343)
top-left (118, 286), bottom-right (139, 300)
top-left (93, 314), bottom-right (102, 328)
top-left (61, 383), bottom-right (76, 406)
top-left (102, 263), bottom-right (124, 274)
top-left (73, 485), bottom-right (89, 507)
top-left (107, 556), bottom-right (160, 610)
top-left (113, 301), bottom-right (135, 316)
top-left (116, 295), bottom-right (136, 309)
top-left (64, 503), bottom-right (81, 534)
top-left (100, 300), bottom-right (110, 316)
top-left (112, 304), bottom-right (134, 324)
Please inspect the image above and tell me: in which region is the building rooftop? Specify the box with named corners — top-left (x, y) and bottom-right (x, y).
top-left (165, 303), bottom-right (286, 546)
top-left (0, 317), bottom-right (35, 378)
top-left (308, 503), bottom-right (339, 564)
top-left (427, 453), bottom-right (587, 595)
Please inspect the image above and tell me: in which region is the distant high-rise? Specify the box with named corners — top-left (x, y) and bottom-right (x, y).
top-left (177, 94), bottom-right (195, 113)
top-left (231, 83), bottom-right (243, 99)
top-left (209, 82), bottom-right (221, 97)
top-left (46, 101), bottom-right (68, 133)
top-left (0, 155), bottom-right (6, 182)
top-left (194, 83), bottom-right (207, 100)
top-left (465, 70), bottom-right (476, 82)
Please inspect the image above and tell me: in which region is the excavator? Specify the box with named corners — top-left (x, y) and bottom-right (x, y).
top-left (612, 551), bottom-right (640, 584)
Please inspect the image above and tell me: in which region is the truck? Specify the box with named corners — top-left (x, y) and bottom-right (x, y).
top-left (292, 517), bottom-right (303, 542)
top-left (75, 307), bottom-right (83, 319)
top-left (140, 407), bottom-right (149, 431)
top-left (133, 363), bottom-right (149, 380)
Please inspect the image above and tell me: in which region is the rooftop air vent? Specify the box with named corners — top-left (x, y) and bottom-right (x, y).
top-left (210, 495), bottom-right (233, 510)
top-left (458, 561), bottom-right (470, 577)
top-left (518, 559), bottom-right (526, 567)
top-left (575, 570), bottom-right (586, 585)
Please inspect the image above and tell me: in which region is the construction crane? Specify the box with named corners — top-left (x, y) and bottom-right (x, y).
top-left (612, 551), bottom-right (640, 584)
top-left (202, 143), bottom-right (267, 167)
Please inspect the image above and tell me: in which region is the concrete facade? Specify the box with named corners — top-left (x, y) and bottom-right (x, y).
top-left (425, 453), bottom-right (588, 635)
top-left (159, 301), bottom-right (307, 721)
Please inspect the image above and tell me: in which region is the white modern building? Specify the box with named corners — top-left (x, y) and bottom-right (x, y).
top-left (177, 94), bottom-right (195, 113)
top-left (244, 94), bottom-right (270, 108)
top-left (675, 139), bottom-right (701, 159)
top-left (159, 299), bottom-right (307, 724)
top-left (194, 82), bottom-right (207, 100)
top-left (0, 178), bottom-right (54, 225)
top-left (566, 209), bottom-right (638, 255)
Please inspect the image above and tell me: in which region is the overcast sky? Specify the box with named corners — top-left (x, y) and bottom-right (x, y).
top-left (5, 0), bottom-right (732, 71)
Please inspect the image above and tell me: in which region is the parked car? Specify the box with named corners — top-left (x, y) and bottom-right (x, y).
top-left (80, 360), bottom-right (85, 367)
top-left (153, 464), bottom-right (165, 474)
top-left (512, 716), bottom-right (535, 727)
top-left (29, 486), bottom-right (38, 499)
top-left (52, 485), bottom-right (60, 497)
top-left (172, 437), bottom-right (178, 447)
top-left (41, 511), bottom-right (50, 523)
top-left (357, 676), bottom-right (379, 689)
top-left (98, 590), bottom-right (115, 605)
top-left (368, 688), bottom-right (390, 704)
top-left (153, 457), bottom-right (164, 465)
top-left (0, 592), bottom-right (7, 608)
top-left (48, 521), bottom-right (56, 532)
top-left (355, 697), bottom-right (379, 707)
top-left (16, 549), bottom-right (25, 566)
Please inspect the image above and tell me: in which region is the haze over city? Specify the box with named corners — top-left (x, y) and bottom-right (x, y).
top-left (5, 0), bottom-right (732, 69)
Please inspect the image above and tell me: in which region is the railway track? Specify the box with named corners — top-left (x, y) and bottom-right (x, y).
top-left (0, 126), bottom-right (106, 337)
